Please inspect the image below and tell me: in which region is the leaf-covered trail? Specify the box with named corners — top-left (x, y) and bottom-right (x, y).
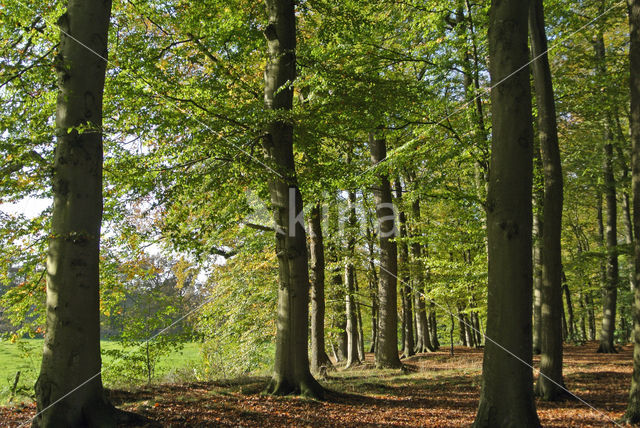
top-left (0, 343), bottom-right (632, 427)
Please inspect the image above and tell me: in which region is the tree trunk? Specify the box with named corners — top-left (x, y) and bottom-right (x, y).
top-left (529, 0), bottom-right (566, 400)
top-left (262, 0), bottom-right (322, 398)
top-left (449, 311), bottom-right (455, 356)
top-left (466, 313), bottom-right (476, 348)
top-left (308, 204), bottom-right (333, 373)
top-left (593, 25), bottom-right (620, 355)
top-left (579, 294), bottom-right (587, 342)
top-left (410, 199), bottom-right (433, 353)
top-left (400, 287), bottom-right (406, 355)
top-left (458, 308), bottom-right (468, 347)
top-left (563, 273), bottom-right (576, 342)
top-left (473, 0), bottom-right (540, 425)
top-left (395, 180), bottom-right (414, 358)
top-left (561, 300), bottom-right (568, 341)
top-left (33, 1), bottom-right (130, 426)
top-left (369, 134), bottom-right (402, 369)
top-left (429, 303), bottom-right (440, 350)
top-left (333, 280), bottom-right (349, 362)
top-left (327, 195), bottom-right (347, 362)
top-left (532, 187), bottom-right (543, 356)
top-left (586, 291), bottom-right (597, 341)
top-left (366, 226), bottom-right (379, 354)
top-left (345, 191), bottom-right (361, 367)
top-left (355, 273), bottom-right (366, 362)
top-left (369, 278), bottom-right (378, 354)
top-left (617, 142), bottom-right (637, 292)
top-left (472, 310), bottom-right (483, 346)
top-left (625, 0), bottom-right (640, 422)
top-left (598, 131), bottom-right (619, 354)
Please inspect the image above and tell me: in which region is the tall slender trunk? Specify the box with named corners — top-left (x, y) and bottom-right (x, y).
top-left (345, 191), bottom-right (361, 367)
top-left (327, 194), bottom-right (347, 362)
top-left (625, 0), bottom-right (640, 422)
top-left (586, 291), bottom-right (597, 341)
top-left (466, 313), bottom-right (476, 347)
top-left (262, 0), bottom-right (322, 398)
top-left (400, 287), bottom-right (406, 354)
top-left (458, 307), bottom-right (468, 347)
top-left (563, 273), bottom-right (576, 342)
top-left (411, 199), bottom-right (434, 352)
top-left (334, 279), bottom-right (348, 362)
top-left (616, 143), bottom-right (636, 292)
top-left (366, 226), bottom-right (379, 354)
top-left (395, 180), bottom-right (414, 358)
top-left (561, 301), bottom-right (568, 341)
top-left (308, 204), bottom-right (332, 373)
top-left (33, 1), bottom-right (134, 426)
top-left (449, 311), bottom-right (456, 355)
top-left (599, 132), bottom-right (619, 354)
top-left (473, 0), bottom-right (539, 425)
top-left (355, 273), bottom-right (366, 362)
top-left (593, 22), bottom-right (620, 355)
top-left (472, 310), bottom-right (483, 346)
top-left (529, 0), bottom-right (566, 400)
top-left (532, 174), bottom-right (543, 355)
top-left (579, 294), bottom-right (588, 341)
top-left (429, 303), bottom-right (440, 350)
top-left (369, 134), bottom-right (402, 369)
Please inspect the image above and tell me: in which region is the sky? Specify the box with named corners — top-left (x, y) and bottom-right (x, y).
top-left (0, 197), bottom-right (51, 219)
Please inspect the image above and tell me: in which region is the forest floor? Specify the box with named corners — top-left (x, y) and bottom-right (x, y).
top-left (0, 342), bottom-right (632, 427)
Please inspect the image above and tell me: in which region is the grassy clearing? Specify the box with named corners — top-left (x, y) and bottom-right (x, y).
top-left (0, 339), bottom-right (202, 404)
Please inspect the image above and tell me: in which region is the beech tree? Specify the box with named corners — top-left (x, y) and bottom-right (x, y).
top-left (473, 0), bottom-right (540, 425)
top-left (529, 0), bottom-right (566, 400)
top-left (33, 0), bottom-right (138, 426)
top-left (345, 190), bottom-right (361, 367)
top-left (592, 19), bottom-right (620, 354)
top-left (261, 0), bottom-right (323, 398)
top-left (395, 180), bottom-right (414, 359)
top-left (308, 204), bottom-right (333, 373)
top-left (369, 134), bottom-right (402, 369)
top-left (625, 0), bottom-right (640, 422)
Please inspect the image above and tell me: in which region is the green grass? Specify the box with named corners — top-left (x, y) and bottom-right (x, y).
top-left (0, 339), bottom-right (202, 404)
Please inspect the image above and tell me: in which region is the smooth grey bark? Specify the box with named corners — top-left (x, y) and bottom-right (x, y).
top-left (345, 191), bottom-right (361, 368)
top-left (411, 199), bottom-right (434, 353)
top-left (465, 313), bottom-right (476, 347)
top-left (429, 303), bottom-right (440, 350)
top-left (473, 0), bottom-right (540, 425)
top-left (262, 0), bottom-right (322, 398)
top-left (33, 1), bottom-right (139, 426)
top-left (616, 143), bottom-right (637, 292)
top-left (472, 310), bottom-right (483, 346)
top-left (598, 133), bottom-right (619, 354)
top-left (327, 194), bottom-right (347, 362)
top-left (563, 273), bottom-right (576, 341)
top-left (395, 180), bottom-right (414, 358)
top-left (369, 134), bottom-right (402, 369)
top-left (529, 0), bottom-right (566, 401)
top-left (449, 311), bottom-right (455, 355)
top-left (586, 292), bottom-right (597, 341)
top-left (532, 178), bottom-right (543, 356)
top-left (626, 0), bottom-right (640, 422)
top-left (366, 226), bottom-right (379, 354)
top-left (333, 276), bottom-right (348, 362)
top-left (579, 294), bottom-right (588, 341)
top-left (593, 27), bottom-right (620, 354)
top-left (355, 273), bottom-right (366, 362)
top-left (560, 300), bottom-right (568, 341)
top-left (458, 307), bottom-right (468, 347)
top-left (308, 204), bottom-right (333, 374)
